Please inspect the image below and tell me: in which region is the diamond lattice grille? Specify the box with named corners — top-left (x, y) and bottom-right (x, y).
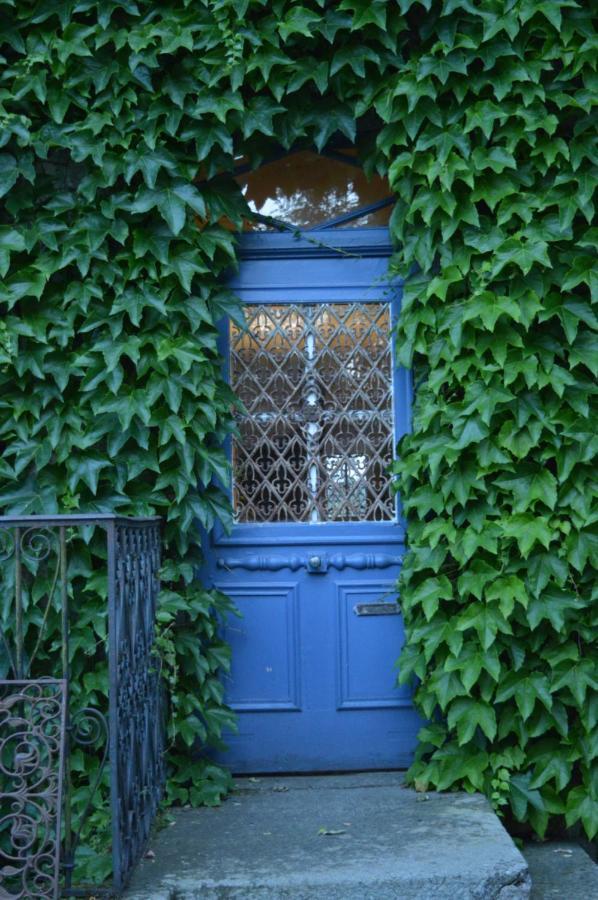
top-left (230, 302), bottom-right (395, 523)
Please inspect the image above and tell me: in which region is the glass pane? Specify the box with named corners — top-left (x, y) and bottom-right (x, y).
top-left (230, 302), bottom-right (395, 523)
top-left (331, 206), bottom-right (392, 228)
top-left (236, 151), bottom-right (393, 230)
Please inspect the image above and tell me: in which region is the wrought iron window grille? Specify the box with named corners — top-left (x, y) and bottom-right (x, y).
top-left (230, 302), bottom-right (396, 524)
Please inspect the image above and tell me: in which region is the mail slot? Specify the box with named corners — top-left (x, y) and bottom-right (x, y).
top-left (354, 602), bottom-right (400, 616)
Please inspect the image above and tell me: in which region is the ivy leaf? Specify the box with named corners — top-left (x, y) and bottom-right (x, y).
top-left (527, 588), bottom-right (580, 632)
top-left (278, 7), bottom-right (321, 41)
top-left (513, 675), bottom-right (552, 721)
top-left (565, 786), bottom-right (598, 839)
top-left (491, 238), bottom-right (552, 277)
top-left (510, 773), bottom-right (546, 821)
top-left (501, 515), bottom-right (553, 557)
top-left (0, 226), bottom-right (25, 253)
top-left (67, 457), bottom-right (111, 495)
top-left (348, 0), bottom-right (387, 30)
top-left (0, 154), bottom-right (18, 197)
top-left (0, 227), bottom-right (26, 277)
top-left (0, 268), bottom-right (47, 306)
top-left (139, 150), bottom-right (177, 189)
top-left (156, 183), bottom-right (206, 235)
top-left (485, 575), bottom-right (529, 618)
top-left (428, 669), bottom-right (466, 710)
top-left (165, 250), bottom-right (209, 291)
top-left (242, 98), bottom-right (284, 139)
top-left (451, 416), bottom-right (489, 448)
top-left (447, 698), bottom-right (497, 743)
top-left (313, 107), bottom-right (356, 151)
top-left (407, 575), bottom-right (453, 620)
top-left (494, 468), bottom-right (558, 512)
top-left (552, 661), bottom-right (598, 706)
top-left (530, 753), bottom-right (571, 793)
top-left (456, 603), bottom-right (511, 650)
top-left (471, 146), bottom-right (517, 174)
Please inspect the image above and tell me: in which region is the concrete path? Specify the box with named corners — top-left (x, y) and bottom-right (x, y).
top-left (523, 841), bottom-right (598, 899)
top-left (124, 772), bottom-right (531, 899)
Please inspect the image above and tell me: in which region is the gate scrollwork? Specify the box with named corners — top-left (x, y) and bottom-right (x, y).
top-left (0, 680), bottom-right (67, 900)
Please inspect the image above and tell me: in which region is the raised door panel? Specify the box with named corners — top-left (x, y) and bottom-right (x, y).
top-left (336, 580), bottom-right (412, 710)
top-left (216, 583), bottom-right (301, 711)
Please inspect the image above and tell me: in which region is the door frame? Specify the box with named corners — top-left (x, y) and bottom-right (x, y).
top-left (211, 226), bottom-right (410, 551)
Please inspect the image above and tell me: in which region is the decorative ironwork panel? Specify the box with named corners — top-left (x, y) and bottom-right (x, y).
top-left (0, 679), bottom-right (66, 900)
top-left (231, 302), bottom-right (395, 523)
top-left (109, 521), bottom-right (165, 891)
top-left (0, 514), bottom-right (163, 895)
top-left (0, 520), bottom-right (112, 895)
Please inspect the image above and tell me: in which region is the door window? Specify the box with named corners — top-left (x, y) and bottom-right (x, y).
top-left (230, 302), bottom-right (395, 524)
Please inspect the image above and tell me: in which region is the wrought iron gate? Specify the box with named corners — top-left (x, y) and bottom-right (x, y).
top-left (0, 514), bottom-right (165, 897)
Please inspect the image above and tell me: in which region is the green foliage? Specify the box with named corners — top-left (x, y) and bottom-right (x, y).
top-left (386, 0), bottom-right (597, 842)
top-left (0, 0), bottom-right (595, 880)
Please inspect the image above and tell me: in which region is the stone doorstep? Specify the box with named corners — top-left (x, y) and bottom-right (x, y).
top-left (123, 772), bottom-right (531, 900)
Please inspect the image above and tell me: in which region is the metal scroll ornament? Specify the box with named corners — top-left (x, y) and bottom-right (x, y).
top-left (0, 680), bottom-right (67, 900)
top-left (230, 302), bottom-right (395, 523)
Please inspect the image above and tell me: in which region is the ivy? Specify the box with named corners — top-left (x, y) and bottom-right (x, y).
top-left (0, 0), bottom-right (596, 883)
top-left (387, 0), bottom-right (596, 843)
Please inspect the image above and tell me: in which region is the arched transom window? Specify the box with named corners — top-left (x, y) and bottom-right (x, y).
top-left (234, 149), bottom-right (394, 231)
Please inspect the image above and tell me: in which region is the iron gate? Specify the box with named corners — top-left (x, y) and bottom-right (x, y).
top-left (0, 514), bottom-right (165, 897)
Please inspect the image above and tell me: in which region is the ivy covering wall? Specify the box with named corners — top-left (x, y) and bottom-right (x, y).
top-left (0, 0), bottom-right (595, 877)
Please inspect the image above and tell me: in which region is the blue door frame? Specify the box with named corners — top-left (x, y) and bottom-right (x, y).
top-left (203, 228), bottom-right (421, 773)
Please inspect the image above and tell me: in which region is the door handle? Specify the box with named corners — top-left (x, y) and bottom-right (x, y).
top-left (307, 555), bottom-right (325, 573)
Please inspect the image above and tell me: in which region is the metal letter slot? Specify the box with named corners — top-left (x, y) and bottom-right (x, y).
top-left (354, 602), bottom-right (401, 616)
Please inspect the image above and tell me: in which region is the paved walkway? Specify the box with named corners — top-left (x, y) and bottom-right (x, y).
top-left (124, 772), bottom-right (531, 899)
top-left (523, 841), bottom-right (598, 899)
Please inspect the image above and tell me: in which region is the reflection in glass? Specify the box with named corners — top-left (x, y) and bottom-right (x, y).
top-left (236, 151), bottom-right (393, 230)
top-left (230, 302), bottom-right (395, 523)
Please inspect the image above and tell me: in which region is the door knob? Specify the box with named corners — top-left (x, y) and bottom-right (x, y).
top-left (307, 555), bottom-right (327, 572)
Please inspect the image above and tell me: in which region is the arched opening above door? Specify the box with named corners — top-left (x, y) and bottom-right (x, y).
top-left (233, 148), bottom-right (395, 232)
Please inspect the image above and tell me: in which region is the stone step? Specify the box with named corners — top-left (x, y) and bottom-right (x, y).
top-left (123, 772), bottom-right (531, 899)
top-left (523, 841), bottom-right (598, 899)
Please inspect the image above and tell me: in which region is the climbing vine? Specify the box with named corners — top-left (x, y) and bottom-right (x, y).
top-left (0, 0), bottom-right (595, 880)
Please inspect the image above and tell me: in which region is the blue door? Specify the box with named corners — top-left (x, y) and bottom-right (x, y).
top-left (204, 229), bottom-right (421, 773)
